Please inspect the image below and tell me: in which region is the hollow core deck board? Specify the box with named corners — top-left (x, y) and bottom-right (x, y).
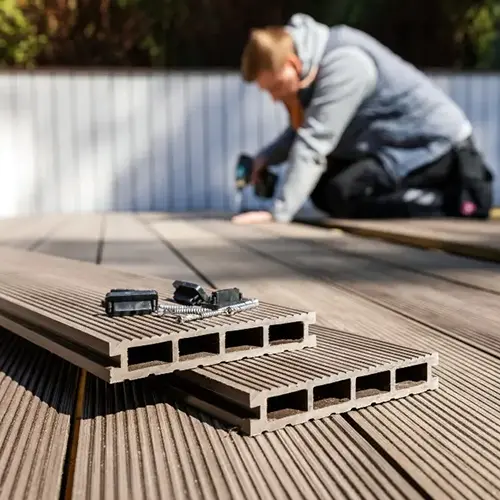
top-left (0, 246), bottom-right (316, 383)
top-left (260, 221), bottom-right (500, 296)
top-left (0, 330), bottom-right (79, 500)
top-left (195, 218), bottom-right (500, 358)
top-left (170, 325), bottom-right (439, 435)
top-left (72, 374), bottom-right (424, 500)
top-left (70, 214), bottom-right (426, 500)
top-left (145, 216), bottom-right (500, 499)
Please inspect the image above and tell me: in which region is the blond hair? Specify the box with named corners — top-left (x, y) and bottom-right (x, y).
top-left (241, 27), bottom-right (295, 82)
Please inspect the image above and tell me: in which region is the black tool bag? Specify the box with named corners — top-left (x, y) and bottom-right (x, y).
top-left (443, 137), bottom-right (493, 219)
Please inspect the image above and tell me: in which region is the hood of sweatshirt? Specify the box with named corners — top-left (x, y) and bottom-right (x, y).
top-left (285, 13), bottom-right (330, 82)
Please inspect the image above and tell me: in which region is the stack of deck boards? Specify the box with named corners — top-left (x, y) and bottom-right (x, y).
top-left (0, 245), bottom-right (438, 436)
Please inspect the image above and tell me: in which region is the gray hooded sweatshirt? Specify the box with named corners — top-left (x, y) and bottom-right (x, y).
top-left (259, 13), bottom-right (475, 223)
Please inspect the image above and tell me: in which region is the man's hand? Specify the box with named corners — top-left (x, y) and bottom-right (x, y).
top-left (231, 210), bottom-right (274, 225)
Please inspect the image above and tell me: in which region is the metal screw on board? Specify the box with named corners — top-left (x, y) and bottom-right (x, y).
top-left (175, 299), bottom-right (259, 323)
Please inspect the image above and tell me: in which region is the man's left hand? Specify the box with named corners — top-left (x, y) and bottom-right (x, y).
top-left (231, 210), bottom-right (274, 225)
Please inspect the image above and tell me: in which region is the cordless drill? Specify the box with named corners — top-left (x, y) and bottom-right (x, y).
top-left (235, 153), bottom-right (278, 199)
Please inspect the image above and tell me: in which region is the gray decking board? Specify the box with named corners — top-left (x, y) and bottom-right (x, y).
top-left (194, 218), bottom-right (500, 358)
top-left (0, 246), bottom-right (316, 383)
top-left (0, 330), bottom-right (79, 500)
top-left (260, 221), bottom-right (500, 296)
top-left (145, 214), bottom-right (500, 498)
top-left (73, 372), bottom-right (426, 500)
top-left (168, 325), bottom-right (439, 435)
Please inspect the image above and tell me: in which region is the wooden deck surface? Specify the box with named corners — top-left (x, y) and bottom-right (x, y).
top-left (307, 216), bottom-right (500, 262)
top-left (0, 212), bottom-right (499, 500)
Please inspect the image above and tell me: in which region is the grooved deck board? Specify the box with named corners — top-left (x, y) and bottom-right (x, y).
top-left (262, 221), bottom-right (500, 295)
top-left (0, 330), bottom-right (79, 500)
top-left (100, 212), bottom-right (201, 281)
top-left (308, 217), bottom-right (500, 261)
top-left (72, 373), bottom-right (425, 500)
top-left (34, 213), bottom-right (104, 263)
top-left (0, 214), bottom-right (67, 250)
top-left (171, 325), bottom-right (438, 435)
top-left (144, 215), bottom-right (500, 499)
top-left (196, 218), bottom-right (500, 358)
top-left (0, 246), bottom-right (315, 383)
top-left (3, 212), bottom-right (500, 499)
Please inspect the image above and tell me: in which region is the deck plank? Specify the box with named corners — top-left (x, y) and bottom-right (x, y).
top-left (0, 324), bottom-right (79, 500)
top-left (69, 212), bottom-right (425, 500)
top-left (0, 214), bottom-right (68, 250)
top-left (100, 212), bottom-right (200, 282)
top-left (264, 222), bottom-right (500, 295)
top-left (143, 215), bottom-right (500, 500)
top-left (309, 217), bottom-right (500, 262)
top-left (198, 219), bottom-right (500, 358)
top-left (0, 213), bottom-right (103, 500)
top-left (34, 213), bottom-right (104, 263)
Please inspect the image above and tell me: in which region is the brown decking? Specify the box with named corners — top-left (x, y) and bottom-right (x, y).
top-left (305, 216), bottom-right (500, 262)
top-left (1, 212), bottom-right (500, 499)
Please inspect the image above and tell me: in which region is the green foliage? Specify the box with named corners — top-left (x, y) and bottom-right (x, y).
top-left (462, 0), bottom-right (500, 68)
top-left (0, 0), bottom-right (47, 67)
top-left (0, 0), bottom-right (499, 69)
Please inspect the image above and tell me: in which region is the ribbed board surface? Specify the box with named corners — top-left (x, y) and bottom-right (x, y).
top-left (146, 217), bottom-right (500, 498)
top-left (199, 219), bottom-right (500, 356)
top-left (187, 325), bottom-right (434, 395)
top-left (258, 218), bottom-right (500, 295)
top-left (0, 246), bottom-right (313, 355)
top-left (72, 374), bottom-right (424, 500)
top-left (317, 218), bottom-right (500, 261)
top-left (0, 330), bottom-right (78, 500)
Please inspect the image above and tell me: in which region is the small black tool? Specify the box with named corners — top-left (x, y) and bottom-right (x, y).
top-left (101, 289), bottom-right (159, 317)
top-left (211, 287), bottom-right (243, 308)
top-left (172, 281), bottom-right (211, 306)
top-left (172, 280), bottom-right (243, 310)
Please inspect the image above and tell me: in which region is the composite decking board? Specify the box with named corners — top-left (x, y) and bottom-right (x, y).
top-left (182, 325), bottom-right (437, 403)
top-left (193, 218), bottom-right (500, 358)
top-left (34, 213), bottom-right (104, 263)
top-left (260, 221), bottom-right (500, 296)
top-left (309, 217), bottom-right (500, 261)
top-left (5, 212), bottom-right (499, 499)
top-left (350, 217), bottom-right (500, 236)
top-left (0, 245), bottom-right (315, 382)
top-left (145, 215), bottom-right (500, 498)
top-left (72, 373), bottom-right (426, 500)
top-left (0, 213), bottom-right (68, 250)
top-left (100, 212), bottom-right (201, 282)
top-left (52, 214), bottom-right (421, 498)
top-left (0, 330), bottom-right (79, 500)
top-left (170, 325), bottom-right (438, 435)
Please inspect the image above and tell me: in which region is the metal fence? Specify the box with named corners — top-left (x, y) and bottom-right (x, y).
top-left (0, 70), bottom-right (499, 218)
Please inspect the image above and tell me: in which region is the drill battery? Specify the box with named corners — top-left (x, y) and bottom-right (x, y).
top-left (235, 153), bottom-right (278, 199)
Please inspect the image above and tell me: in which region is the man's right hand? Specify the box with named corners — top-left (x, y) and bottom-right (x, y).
top-left (250, 155), bottom-right (268, 185)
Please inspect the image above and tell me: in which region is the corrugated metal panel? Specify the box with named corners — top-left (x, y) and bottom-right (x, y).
top-left (0, 70), bottom-right (499, 218)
